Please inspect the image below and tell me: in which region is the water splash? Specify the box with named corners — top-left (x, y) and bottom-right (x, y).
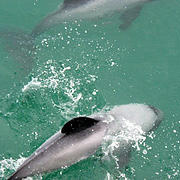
top-left (22, 78), bottom-right (41, 92)
top-left (22, 59), bottom-right (105, 119)
top-left (0, 156), bottom-right (45, 180)
top-left (100, 113), bottom-right (148, 179)
top-left (0, 157), bottom-right (26, 179)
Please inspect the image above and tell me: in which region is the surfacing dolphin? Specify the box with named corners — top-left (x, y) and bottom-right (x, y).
top-left (8, 103), bottom-right (163, 180)
top-left (31, 0), bottom-right (155, 37)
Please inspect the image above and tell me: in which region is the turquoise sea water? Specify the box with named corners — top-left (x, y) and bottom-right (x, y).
top-left (0, 0), bottom-right (180, 179)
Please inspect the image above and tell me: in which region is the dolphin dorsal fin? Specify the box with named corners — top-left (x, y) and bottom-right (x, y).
top-left (61, 117), bottom-right (99, 135)
top-left (63, 0), bottom-right (90, 10)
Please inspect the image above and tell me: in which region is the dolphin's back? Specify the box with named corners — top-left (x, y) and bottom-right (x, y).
top-left (31, 0), bottom-right (92, 37)
top-left (8, 117), bottom-right (107, 180)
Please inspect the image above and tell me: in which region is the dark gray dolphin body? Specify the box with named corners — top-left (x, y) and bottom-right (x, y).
top-left (31, 0), bottom-right (155, 37)
top-left (8, 103), bottom-right (163, 180)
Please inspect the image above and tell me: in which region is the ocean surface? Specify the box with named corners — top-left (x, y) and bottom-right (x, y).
top-left (0, 0), bottom-right (179, 179)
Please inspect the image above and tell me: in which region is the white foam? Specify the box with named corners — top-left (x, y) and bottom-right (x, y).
top-left (0, 157), bottom-right (26, 179)
top-left (22, 59), bottom-right (99, 119)
top-left (0, 156), bottom-right (44, 179)
top-left (22, 78), bottom-right (41, 92)
top-left (109, 104), bottom-right (161, 133)
top-left (97, 104), bottom-right (162, 170)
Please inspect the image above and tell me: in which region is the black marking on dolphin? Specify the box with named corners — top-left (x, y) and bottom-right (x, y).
top-left (61, 116), bottom-right (99, 135)
top-left (63, 0), bottom-right (91, 10)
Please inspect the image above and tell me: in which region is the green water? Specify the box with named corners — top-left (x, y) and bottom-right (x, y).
top-left (0, 0), bottom-right (179, 179)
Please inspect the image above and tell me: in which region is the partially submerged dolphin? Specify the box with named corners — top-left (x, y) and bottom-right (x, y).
top-left (31, 0), bottom-right (155, 37)
top-left (0, 0), bottom-right (155, 81)
top-left (8, 103), bottom-right (163, 179)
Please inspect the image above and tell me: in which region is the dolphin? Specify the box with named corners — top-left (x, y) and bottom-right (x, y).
top-left (0, 0), bottom-right (155, 83)
top-left (8, 103), bottom-right (163, 180)
top-left (31, 0), bottom-right (155, 37)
